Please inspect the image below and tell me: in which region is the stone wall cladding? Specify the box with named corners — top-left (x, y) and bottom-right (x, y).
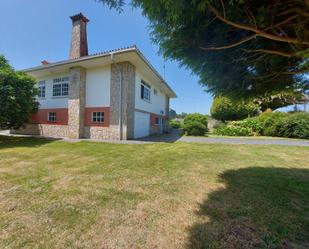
top-left (68, 67), bottom-right (86, 139)
top-left (164, 96), bottom-right (170, 132)
top-left (12, 124), bottom-right (68, 138)
top-left (70, 16), bottom-right (88, 59)
top-left (84, 125), bottom-right (119, 140)
top-left (110, 62), bottom-right (136, 140)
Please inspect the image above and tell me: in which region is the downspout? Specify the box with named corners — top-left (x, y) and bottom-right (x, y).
top-left (110, 53), bottom-right (123, 140)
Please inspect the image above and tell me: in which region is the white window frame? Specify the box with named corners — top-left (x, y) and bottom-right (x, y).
top-left (92, 112), bottom-right (104, 123)
top-left (141, 80), bottom-right (151, 102)
top-left (48, 112), bottom-right (56, 122)
top-left (52, 77), bottom-right (69, 97)
top-left (38, 81), bottom-right (46, 98)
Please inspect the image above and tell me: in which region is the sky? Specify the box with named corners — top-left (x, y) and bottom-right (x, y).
top-left (0, 0), bottom-right (213, 114)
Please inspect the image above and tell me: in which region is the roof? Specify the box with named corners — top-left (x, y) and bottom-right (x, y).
top-left (23, 45), bottom-right (177, 98)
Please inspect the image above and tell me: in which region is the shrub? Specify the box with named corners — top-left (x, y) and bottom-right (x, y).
top-left (211, 96), bottom-right (260, 121)
top-left (169, 119), bottom-right (182, 129)
top-left (213, 112), bottom-right (309, 139)
top-left (214, 121), bottom-right (254, 136)
top-left (183, 113), bottom-right (208, 136)
top-left (183, 121), bottom-right (208, 136)
top-left (254, 112), bottom-right (289, 136)
top-left (184, 113), bottom-right (208, 126)
top-left (271, 113), bottom-right (309, 139)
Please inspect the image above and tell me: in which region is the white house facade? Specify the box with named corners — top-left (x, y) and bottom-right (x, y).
top-left (13, 13), bottom-right (176, 140)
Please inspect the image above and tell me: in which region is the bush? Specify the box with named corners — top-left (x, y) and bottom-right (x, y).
top-left (214, 122), bottom-right (254, 136)
top-left (184, 113), bottom-right (208, 126)
top-left (270, 112), bottom-right (309, 139)
top-left (211, 96), bottom-right (260, 121)
top-left (183, 113), bottom-right (208, 136)
top-left (183, 121), bottom-right (208, 136)
top-left (169, 119), bottom-right (182, 129)
top-left (213, 112), bottom-right (309, 139)
top-left (256, 112), bottom-right (289, 136)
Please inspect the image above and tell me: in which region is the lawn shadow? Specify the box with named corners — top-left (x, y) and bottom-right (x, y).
top-left (187, 167), bottom-right (309, 249)
top-left (0, 135), bottom-right (59, 149)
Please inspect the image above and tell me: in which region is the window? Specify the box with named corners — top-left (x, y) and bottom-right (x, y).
top-left (61, 83), bottom-right (69, 96)
top-left (53, 77), bottom-right (69, 97)
top-left (141, 80), bottom-right (151, 101)
top-left (155, 117), bottom-right (159, 125)
top-left (48, 112), bottom-right (56, 122)
top-left (38, 81), bottom-right (45, 98)
top-left (92, 112), bottom-right (104, 123)
top-left (53, 84), bottom-right (62, 96)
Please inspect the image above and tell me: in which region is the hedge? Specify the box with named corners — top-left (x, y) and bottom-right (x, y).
top-left (214, 112), bottom-right (309, 139)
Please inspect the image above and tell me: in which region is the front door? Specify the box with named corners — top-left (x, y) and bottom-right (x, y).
top-left (159, 118), bottom-right (164, 133)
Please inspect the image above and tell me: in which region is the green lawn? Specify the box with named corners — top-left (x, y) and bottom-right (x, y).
top-left (0, 136), bottom-right (308, 249)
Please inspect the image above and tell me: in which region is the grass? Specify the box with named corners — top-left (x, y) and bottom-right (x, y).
top-left (0, 136), bottom-right (308, 249)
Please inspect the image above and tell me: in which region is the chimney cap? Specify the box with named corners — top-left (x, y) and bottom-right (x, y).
top-left (70, 12), bottom-right (89, 23)
top-left (41, 60), bottom-right (50, 65)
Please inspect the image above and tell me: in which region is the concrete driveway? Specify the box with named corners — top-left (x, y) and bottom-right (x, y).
top-left (138, 133), bottom-right (309, 147)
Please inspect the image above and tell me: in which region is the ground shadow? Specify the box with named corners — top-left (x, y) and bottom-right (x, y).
top-left (136, 129), bottom-right (183, 143)
top-left (187, 167), bottom-right (309, 249)
top-left (136, 133), bottom-right (183, 143)
top-left (0, 135), bottom-right (59, 149)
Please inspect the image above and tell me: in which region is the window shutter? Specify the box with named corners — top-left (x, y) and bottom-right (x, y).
top-left (141, 84), bottom-right (144, 99)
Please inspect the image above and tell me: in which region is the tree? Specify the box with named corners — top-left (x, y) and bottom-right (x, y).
top-left (98, 0), bottom-right (309, 98)
top-left (211, 96), bottom-right (259, 121)
top-left (254, 90), bottom-right (309, 111)
top-left (176, 112), bottom-right (188, 119)
top-left (0, 55), bottom-right (38, 129)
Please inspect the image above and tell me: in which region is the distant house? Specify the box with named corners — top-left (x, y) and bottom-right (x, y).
top-left (13, 13), bottom-right (176, 140)
top-left (169, 108), bottom-right (177, 119)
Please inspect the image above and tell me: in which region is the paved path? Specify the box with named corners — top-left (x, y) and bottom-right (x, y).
top-left (180, 136), bottom-right (309, 147)
top-left (1, 130), bottom-right (309, 147)
top-left (138, 133), bottom-right (309, 147)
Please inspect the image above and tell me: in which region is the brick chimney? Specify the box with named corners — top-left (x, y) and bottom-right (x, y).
top-left (69, 13), bottom-right (89, 59)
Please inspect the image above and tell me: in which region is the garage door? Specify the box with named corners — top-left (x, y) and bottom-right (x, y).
top-left (134, 111), bottom-right (150, 139)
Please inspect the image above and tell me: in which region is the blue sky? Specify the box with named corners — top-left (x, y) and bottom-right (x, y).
top-left (0, 0), bottom-right (213, 114)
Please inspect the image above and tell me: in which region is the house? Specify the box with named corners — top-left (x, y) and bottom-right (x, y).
top-left (13, 13), bottom-right (176, 140)
top-left (169, 108), bottom-right (177, 119)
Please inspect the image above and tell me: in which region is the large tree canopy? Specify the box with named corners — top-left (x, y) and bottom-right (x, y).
top-left (210, 96), bottom-right (260, 121)
top-left (98, 0), bottom-right (309, 98)
top-left (0, 55), bottom-right (38, 129)
top-left (254, 90), bottom-right (308, 111)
